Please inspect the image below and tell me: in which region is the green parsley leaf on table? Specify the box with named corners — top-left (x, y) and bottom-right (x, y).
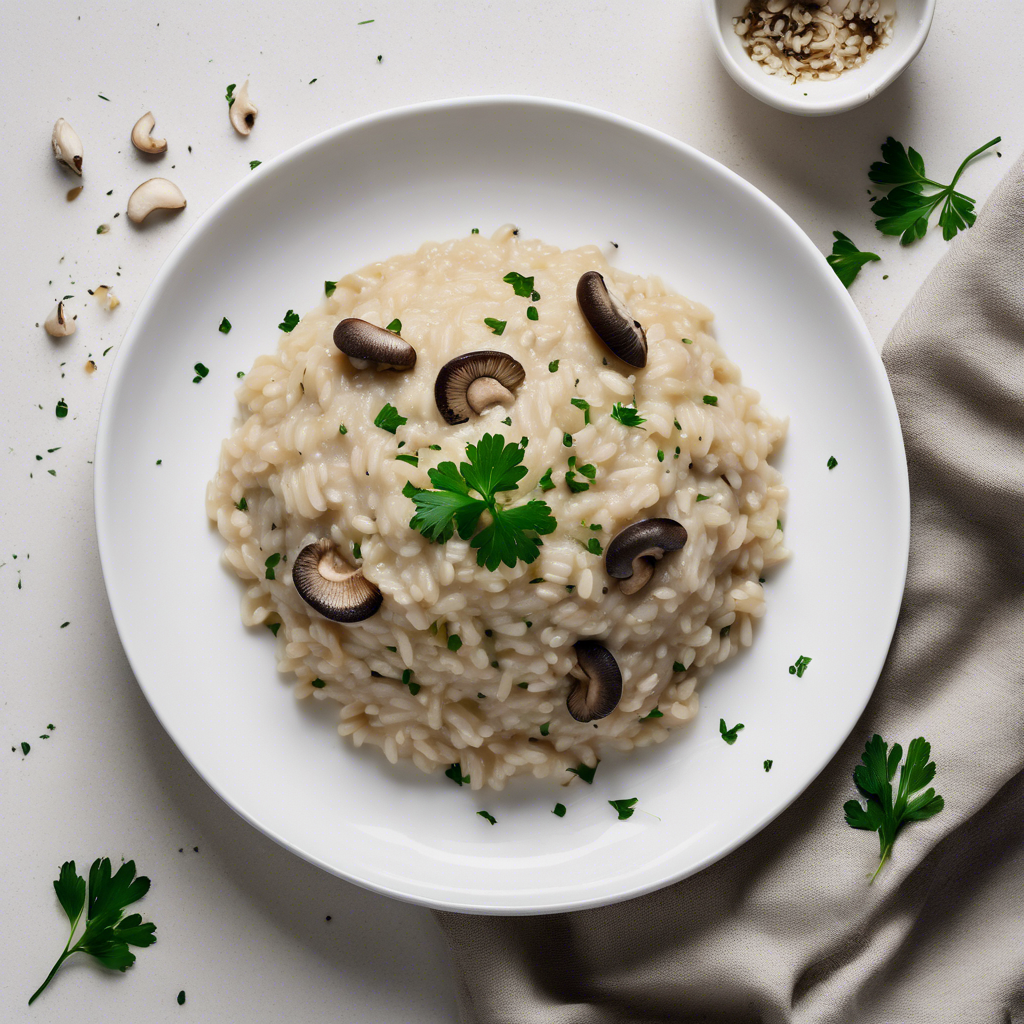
top-left (249, 160), bottom-right (261, 170)
top-left (826, 231), bottom-right (881, 288)
top-left (225, 83), bottom-right (236, 106)
top-left (611, 402), bottom-right (645, 428)
top-left (719, 719), bottom-right (744, 744)
top-left (403, 433), bottom-right (556, 571)
top-left (374, 403), bottom-right (407, 434)
top-left (218, 317), bottom-right (232, 334)
top-left (789, 655), bottom-right (812, 677)
top-left (29, 858), bottom-right (156, 1005)
top-left (764, 759), bottom-right (773, 772)
top-left (609, 798), bottom-right (638, 820)
top-left (869, 136), bottom-right (1001, 244)
top-left (553, 803), bottom-right (566, 817)
top-left (566, 761), bottom-right (599, 784)
top-left (844, 734), bottom-right (944, 882)
top-left (503, 271), bottom-right (534, 297)
top-left (278, 309), bottom-right (300, 332)
top-left (55, 398), bottom-right (68, 418)
top-left (477, 810), bottom-right (497, 825)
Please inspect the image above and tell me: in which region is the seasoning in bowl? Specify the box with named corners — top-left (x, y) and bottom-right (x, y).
top-left (734, 0), bottom-right (895, 83)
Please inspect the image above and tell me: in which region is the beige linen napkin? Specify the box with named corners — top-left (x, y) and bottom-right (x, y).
top-left (435, 153), bottom-right (1024, 1024)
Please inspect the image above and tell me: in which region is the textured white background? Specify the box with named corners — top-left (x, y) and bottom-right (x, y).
top-left (0, 1), bottom-right (1014, 1021)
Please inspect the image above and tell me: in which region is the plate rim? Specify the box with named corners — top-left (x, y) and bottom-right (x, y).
top-left (94, 95), bottom-right (910, 915)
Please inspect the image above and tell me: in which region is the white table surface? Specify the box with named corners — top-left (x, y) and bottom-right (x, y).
top-left (0, 2), bottom-right (1014, 1021)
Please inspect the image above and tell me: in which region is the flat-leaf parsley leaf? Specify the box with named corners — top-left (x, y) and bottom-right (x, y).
top-left (503, 272), bottom-right (534, 297)
top-left (844, 734), bottom-right (944, 882)
top-left (609, 798), bottom-right (638, 820)
top-left (403, 433), bottom-right (556, 571)
top-left (826, 231), bottom-right (880, 288)
top-left (29, 858), bottom-right (156, 1005)
top-left (484, 317), bottom-right (506, 336)
top-left (374, 403), bottom-right (407, 434)
top-left (719, 719), bottom-right (744, 744)
top-left (611, 403), bottom-right (645, 428)
top-left (567, 761), bottom-right (598, 784)
top-left (278, 309), bottom-right (300, 332)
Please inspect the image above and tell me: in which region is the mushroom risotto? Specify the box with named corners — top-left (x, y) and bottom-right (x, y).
top-left (206, 226), bottom-right (789, 790)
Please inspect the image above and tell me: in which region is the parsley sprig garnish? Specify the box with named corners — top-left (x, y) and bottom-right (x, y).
top-left (869, 136), bottom-right (1000, 244)
top-left (827, 231), bottom-right (880, 288)
top-left (844, 735), bottom-right (944, 882)
top-left (29, 858), bottom-right (156, 1005)
top-left (403, 433), bottom-right (556, 570)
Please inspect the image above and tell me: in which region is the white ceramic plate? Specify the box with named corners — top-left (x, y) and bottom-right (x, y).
top-left (95, 97), bottom-right (908, 915)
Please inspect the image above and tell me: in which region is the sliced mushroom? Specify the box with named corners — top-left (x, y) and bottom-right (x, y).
top-left (44, 301), bottom-right (76, 338)
top-left (605, 518), bottom-right (687, 595)
top-left (229, 80), bottom-right (258, 136)
top-left (566, 640), bottom-right (622, 723)
top-left (434, 351), bottom-right (526, 425)
top-left (576, 270), bottom-right (647, 368)
top-left (292, 539), bottom-right (382, 623)
top-left (127, 177), bottom-right (186, 223)
top-left (333, 318), bottom-right (416, 370)
top-left (51, 118), bottom-right (83, 175)
top-left (131, 111), bottom-right (167, 154)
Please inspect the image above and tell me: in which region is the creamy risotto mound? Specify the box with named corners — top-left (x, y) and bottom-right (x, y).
top-left (207, 225), bottom-right (788, 790)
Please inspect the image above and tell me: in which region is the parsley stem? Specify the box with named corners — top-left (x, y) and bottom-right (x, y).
top-left (28, 940), bottom-right (75, 1005)
top-left (869, 843), bottom-right (892, 885)
top-left (949, 136), bottom-right (1001, 191)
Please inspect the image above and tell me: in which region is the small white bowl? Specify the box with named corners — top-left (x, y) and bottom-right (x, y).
top-left (703, 0), bottom-right (935, 116)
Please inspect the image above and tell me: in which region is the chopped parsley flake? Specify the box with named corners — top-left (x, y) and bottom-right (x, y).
top-left (570, 397), bottom-right (591, 423)
top-left (225, 83), bottom-right (236, 105)
top-left (445, 764), bottom-right (469, 786)
top-left (527, 306), bottom-right (538, 320)
top-left (401, 669), bottom-right (420, 695)
top-left (471, 228), bottom-right (479, 234)
top-left (374, 403), bottom-right (407, 434)
top-left (553, 803), bottom-right (566, 817)
top-left (764, 759), bottom-right (773, 772)
top-left (789, 655), bottom-right (812, 677)
top-left (696, 494), bottom-right (710, 502)
top-left (483, 317), bottom-right (506, 335)
top-left (682, 337), bottom-right (693, 344)
top-left (235, 497), bottom-right (248, 511)
top-left (311, 678), bottom-right (326, 689)
top-left (477, 810), bottom-right (497, 825)
top-left (60, 621), bottom-right (69, 628)
top-left (278, 309), bottom-right (300, 332)
top-left (249, 160), bottom-right (261, 170)
top-left (827, 455), bottom-right (838, 470)
top-left (352, 542), bottom-right (361, 559)
top-left (21, 742), bottom-right (30, 756)
top-left (267, 623), bottom-right (281, 636)
top-left (540, 721), bottom-right (550, 736)
top-left (567, 762), bottom-right (598, 784)
top-left (642, 707), bottom-right (664, 719)
top-left (610, 403), bottom-right (645, 428)
top-left (529, 577), bottom-right (543, 584)
top-left (264, 553), bottom-right (281, 580)
top-left (720, 625), bottom-right (731, 638)
top-left (673, 661), bottom-right (687, 672)
top-left (325, 280), bottom-right (337, 297)
top-left (447, 634), bottom-right (463, 652)
top-left (386, 318), bottom-right (402, 333)
top-left (538, 469), bottom-right (555, 491)
top-left (518, 682), bottom-right (529, 689)
top-left (218, 317), bottom-right (232, 334)
top-left (609, 798), bottom-right (638, 820)
top-left (548, 360), bottom-right (559, 372)
top-left (178, 991), bottom-right (186, 1006)
top-left (55, 399), bottom-right (68, 418)
top-left (657, 450), bottom-right (665, 462)
top-left (192, 363), bottom-right (209, 383)
top-left (236, 371), bottom-right (245, 378)
top-left (395, 453), bottom-right (419, 467)
top-left (719, 719), bottom-right (744, 744)
top-left (358, 18), bottom-right (374, 24)
top-left (562, 432), bottom-right (572, 447)
top-left (703, 395), bottom-right (718, 406)
top-left (503, 272), bottom-right (534, 297)
top-left (586, 537), bottom-right (603, 556)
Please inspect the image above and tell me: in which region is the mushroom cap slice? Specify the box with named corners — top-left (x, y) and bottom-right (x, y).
top-left (605, 518), bottom-right (687, 595)
top-left (292, 539), bottom-right (383, 623)
top-left (576, 270), bottom-right (648, 368)
top-left (434, 350), bottom-right (526, 425)
top-left (333, 318), bottom-right (416, 370)
top-left (566, 640), bottom-right (623, 723)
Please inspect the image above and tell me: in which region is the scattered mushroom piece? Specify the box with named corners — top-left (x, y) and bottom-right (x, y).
top-left (131, 111), bottom-right (167, 154)
top-left (605, 518), bottom-right (687, 595)
top-left (576, 270), bottom-right (648, 367)
top-left (229, 80), bottom-right (258, 136)
top-left (90, 285), bottom-right (120, 311)
top-left (434, 351), bottom-right (526, 425)
top-left (333, 318), bottom-right (416, 370)
top-left (566, 640), bottom-right (622, 723)
top-left (292, 539), bottom-right (383, 623)
top-left (127, 177), bottom-right (186, 223)
top-left (66, 186), bottom-right (84, 202)
top-left (44, 301), bottom-right (76, 338)
top-left (51, 118), bottom-right (83, 175)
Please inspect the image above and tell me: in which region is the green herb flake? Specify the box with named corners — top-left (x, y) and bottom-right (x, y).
top-left (267, 623), bottom-right (281, 636)
top-left (225, 83), bottom-right (236, 105)
top-left (278, 309), bottom-right (300, 332)
top-left (352, 542), bottom-right (362, 559)
top-left (789, 655), bottom-right (812, 677)
top-left (610, 403), bottom-right (645, 428)
top-left (764, 759), bottom-right (773, 772)
top-left (537, 468), bottom-right (555, 492)
top-left (178, 991), bottom-right (186, 1006)
top-left (484, 317), bottom-right (506, 335)
top-left (358, 18), bottom-right (374, 24)
top-left (609, 798), bottom-right (638, 820)
top-left (55, 399), bottom-right (68, 419)
top-left (28, 858), bottom-right (157, 1006)
top-left (374, 403), bottom-right (407, 434)
top-left (696, 494), bottom-right (710, 502)
top-left (471, 228), bottom-right (480, 234)
top-left (657, 449), bottom-right (665, 462)
top-left (477, 810), bottom-right (497, 825)
top-left (503, 272), bottom-right (534, 297)
top-left (192, 363), bottom-right (209, 383)
top-left (586, 537), bottom-right (603, 556)
top-left (527, 305), bottom-right (539, 321)
top-left (570, 397), bottom-right (591, 424)
top-left (827, 455), bottom-right (838, 470)
top-left (518, 681), bottom-right (529, 689)
top-left (339, 423), bottom-right (348, 435)
top-left (395, 453), bottom-right (419, 467)
top-left (218, 317), bottom-right (232, 334)
top-left (401, 669), bottom-right (420, 695)
top-left (720, 719), bottom-right (744, 744)
top-left (562, 432), bottom-right (572, 448)
top-left (324, 281), bottom-right (338, 299)
top-left (642, 707), bottom-right (664, 719)
top-left (673, 661), bottom-right (687, 672)
top-left (844, 734), bottom-right (944, 882)
top-left (553, 802), bottom-right (566, 817)
top-left (447, 634), bottom-right (463, 652)
top-left (567, 762), bottom-right (598, 784)
top-left (21, 741), bottom-right (31, 755)
top-left (311, 678), bottom-right (326, 689)
top-left (720, 624), bottom-right (731, 638)
top-left (540, 721), bottom-right (550, 736)
top-left (703, 395), bottom-right (718, 406)
top-left (827, 231), bottom-right (881, 288)
top-left (386, 318), bottom-right (402, 333)
top-left (445, 763), bottom-right (470, 786)
top-left (264, 553), bottom-right (281, 580)
top-left (236, 371), bottom-right (245, 378)
top-left (682, 338), bottom-right (693, 344)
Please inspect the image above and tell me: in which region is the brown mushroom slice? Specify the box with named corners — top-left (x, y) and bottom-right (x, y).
top-left (576, 270), bottom-right (648, 368)
top-left (566, 640), bottom-right (623, 723)
top-left (292, 539), bottom-right (382, 622)
top-left (333, 318), bottom-right (416, 370)
top-left (434, 350), bottom-right (526, 425)
top-left (605, 519), bottom-right (687, 595)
